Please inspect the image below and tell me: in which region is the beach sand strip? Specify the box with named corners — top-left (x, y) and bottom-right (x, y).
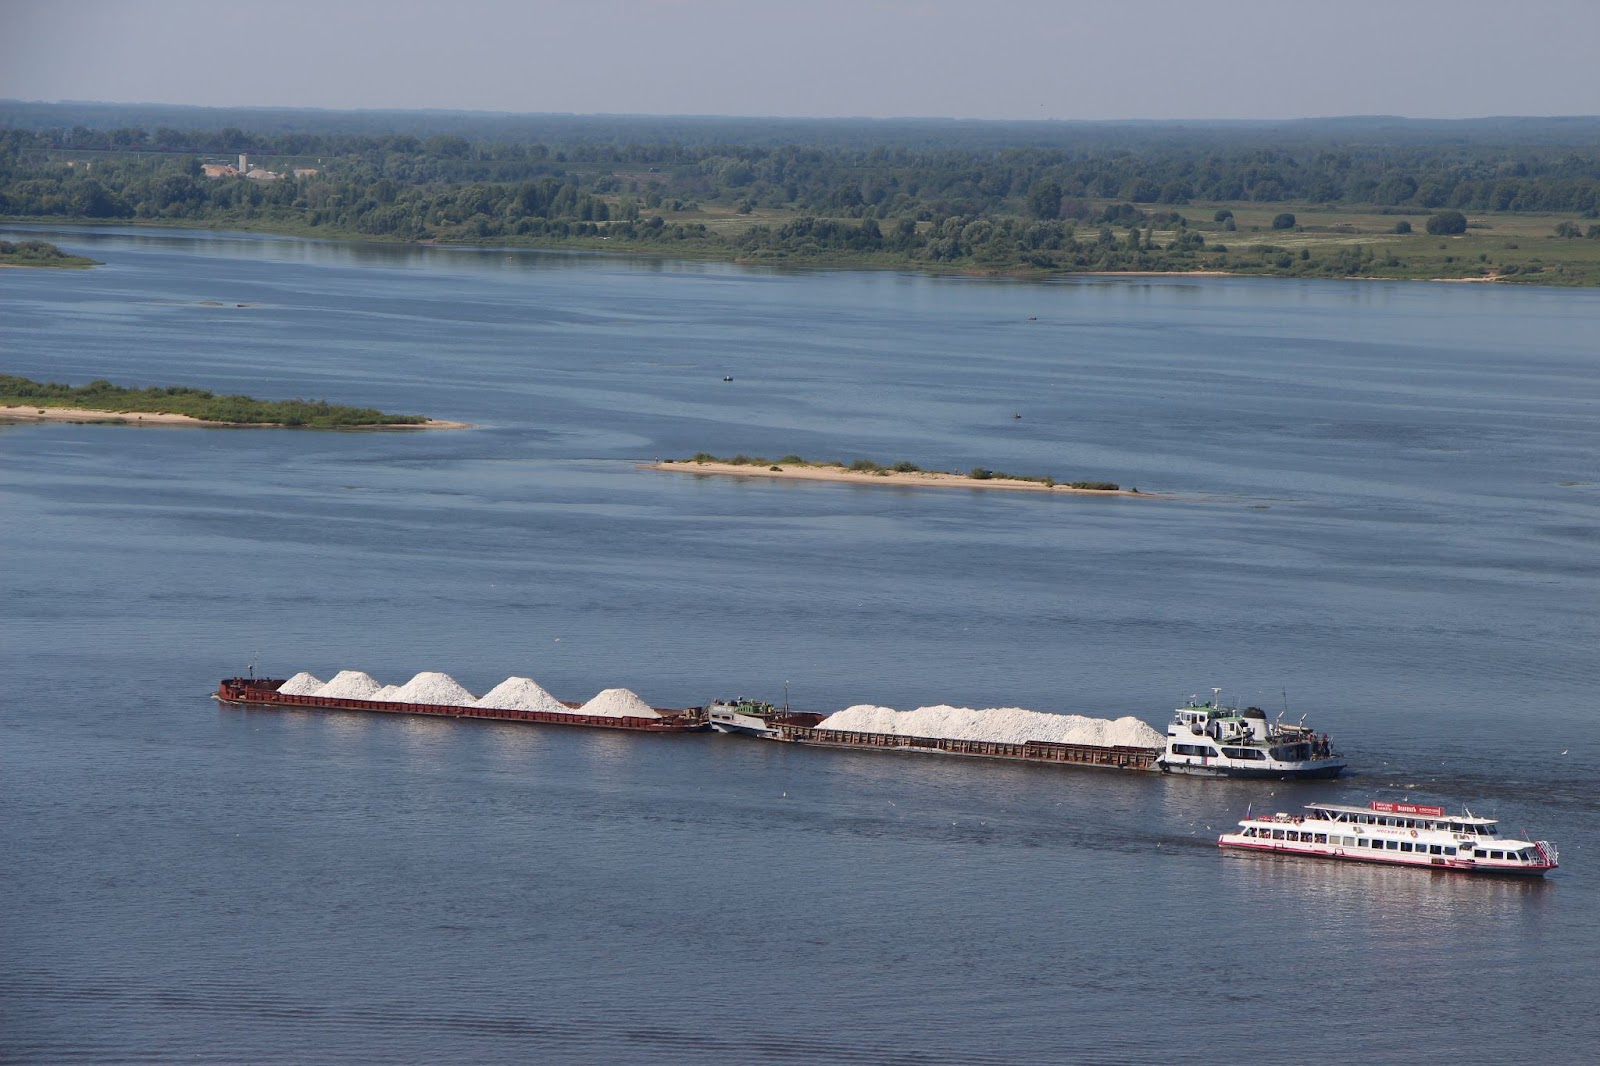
top-left (647, 460), bottom-right (1153, 497)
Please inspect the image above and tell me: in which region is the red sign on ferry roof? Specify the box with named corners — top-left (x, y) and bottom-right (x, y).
top-left (1371, 801), bottom-right (1446, 817)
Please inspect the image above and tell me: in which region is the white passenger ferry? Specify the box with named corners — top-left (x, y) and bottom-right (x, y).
top-left (1156, 690), bottom-right (1345, 779)
top-left (1218, 800), bottom-right (1559, 876)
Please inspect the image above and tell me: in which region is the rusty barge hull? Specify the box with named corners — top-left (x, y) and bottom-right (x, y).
top-left (215, 678), bottom-right (707, 732)
top-left (773, 724), bottom-right (1160, 772)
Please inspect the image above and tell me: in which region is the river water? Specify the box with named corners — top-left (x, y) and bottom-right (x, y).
top-left (3, 226), bottom-right (1598, 1064)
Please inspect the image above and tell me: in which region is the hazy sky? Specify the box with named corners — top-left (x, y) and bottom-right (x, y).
top-left (4, 0), bottom-right (1598, 121)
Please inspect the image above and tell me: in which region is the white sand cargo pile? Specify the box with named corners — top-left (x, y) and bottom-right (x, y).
top-left (314, 670), bottom-right (384, 700)
top-left (277, 672), bottom-right (324, 696)
top-left (817, 704), bottom-right (1164, 749)
top-left (578, 688), bottom-right (662, 719)
top-left (369, 685), bottom-right (403, 701)
top-left (476, 677), bottom-right (568, 713)
top-left (384, 672), bottom-right (477, 706)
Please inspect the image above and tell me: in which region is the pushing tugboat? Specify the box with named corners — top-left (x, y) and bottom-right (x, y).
top-left (707, 697), bottom-right (824, 738)
top-left (1156, 689), bottom-right (1345, 779)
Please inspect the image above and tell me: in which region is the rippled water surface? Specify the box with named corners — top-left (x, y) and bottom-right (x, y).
top-left (3, 227), bottom-right (1598, 1063)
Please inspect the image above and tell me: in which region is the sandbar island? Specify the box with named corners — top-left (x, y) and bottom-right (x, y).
top-left (649, 454), bottom-right (1152, 497)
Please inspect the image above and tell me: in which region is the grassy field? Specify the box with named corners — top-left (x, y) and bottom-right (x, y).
top-left (1152, 202), bottom-right (1600, 284)
top-left (610, 197), bottom-right (1600, 283)
top-left (11, 197), bottom-right (1599, 283)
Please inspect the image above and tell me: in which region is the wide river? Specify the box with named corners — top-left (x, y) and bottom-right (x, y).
top-left (3, 226), bottom-right (1598, 1064)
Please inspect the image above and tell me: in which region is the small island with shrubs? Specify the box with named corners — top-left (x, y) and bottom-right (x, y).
top-left (652, 452), bottom-right (1145, 497)
top-left (0, 239), bottom-right (99, 269)
top-left (0, 374), bottom-right (464, 429)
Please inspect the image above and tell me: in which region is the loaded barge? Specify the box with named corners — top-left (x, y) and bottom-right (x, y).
top-left (714, 690), bottom-right (1343, 778)
top-left (712, 702), bottom-right (1160, 772)
top-left (215, 677), bottom-right (708, 732)
top-left (773, 720), bottom-right (1161, 771)
top-left (220, 675), bottom-right (1340, 779)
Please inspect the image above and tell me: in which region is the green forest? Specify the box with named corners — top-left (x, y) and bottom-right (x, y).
top-left (4, 105), bottom-right (1600, 283)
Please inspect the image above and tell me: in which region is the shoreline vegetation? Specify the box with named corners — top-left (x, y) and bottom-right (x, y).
top-left (0, 239), bottom-right (98, 268)
top-left (4, 109), bottom-right (1600, 285)
top-left (652, 453), bottom-right (1148, 497)
top-left (0, 375), bottom-right (465, 429)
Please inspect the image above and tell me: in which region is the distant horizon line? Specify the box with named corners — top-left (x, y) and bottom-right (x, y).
top-left (6, 99), bottom-right (1598, 125)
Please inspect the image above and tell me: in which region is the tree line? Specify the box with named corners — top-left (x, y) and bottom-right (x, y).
top-left (4, 119), bottom-right (1599, 279)
top-left (5, 120), bottom-right (1599, 218)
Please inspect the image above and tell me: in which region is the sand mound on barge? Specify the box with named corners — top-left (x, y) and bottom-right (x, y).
top-left (578, 688), bottom-right (662, 719)
top-left (476, 677), bottom-right (568, 713)
top-left (314, 670), bottom-right (384, 700)
top-left (277, 672), bottom-right (325, 696)
top-left (817, 704), bottom-right (1163, 748)
top-left (382, 672), bottom-right (478, 706)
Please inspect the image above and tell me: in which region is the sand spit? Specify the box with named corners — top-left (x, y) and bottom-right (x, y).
top-left (649, 460), bottom-right (1152, 498)
top-left (0, 405), bottom-right (470, 429)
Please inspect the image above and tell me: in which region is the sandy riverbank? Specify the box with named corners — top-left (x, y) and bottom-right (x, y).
top-left (0, 405), bottom-right (470, 429)
top-left (648, 460), bottom-right (1154, 497)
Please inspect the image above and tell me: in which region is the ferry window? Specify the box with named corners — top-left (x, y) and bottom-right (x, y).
top-left (1445, 847), bottom-right (1456, 856)
top-left (1272, 830), bottom-right (1284, 840)
top-left (1430, 845), bottom-right (1443, 855)
top-left (1491, 851), bottom-right (1505, 860)
top-left (1400, 842), bottom-right (1413, 852)
top-left (1482, 826), bottom-right (1497, 836)
top-left (1387, 840), bottom-right (1399, 850)
top-left (1344, 837), bottom-right (1356, 846)
top-left (1474, 850), bottom-right (1487, 858)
